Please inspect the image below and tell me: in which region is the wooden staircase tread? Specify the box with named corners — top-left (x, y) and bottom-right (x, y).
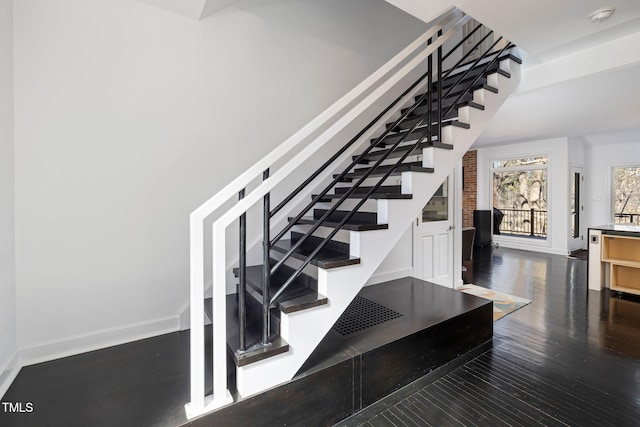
top-left (360, 141), bottom-right (454, 162)
top-left (235, 263), bottom-right (315, 293)
top-left (314, 193), bottom-right (412, 201)
top-left (398, 101), bottom-right (483, 129)
top-left (292, 216), bottom-right (388, 231)
top-left (278, 291), bottom-right (328, 314)
top-left (419, 61), bottom-right (502, 94)
top-left (405, 97), bottom-right (483, 118)
top-left (335, 185), bottom-right (402, 194)
top-left (233, 335), bottom-right (290, 367)
top-left (372, 121), bottom-right (468, 147)
top-left (337, 162), bottom-right (434, 179)
top-left (271, 239), bottom-right (361, 269)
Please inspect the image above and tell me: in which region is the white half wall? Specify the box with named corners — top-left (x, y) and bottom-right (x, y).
top-left (0, 0), bottom-right (18, 398)
top-left (13, 0), bottom-right (427, 358)
top-left (476, 137), bottom-right (570, 255)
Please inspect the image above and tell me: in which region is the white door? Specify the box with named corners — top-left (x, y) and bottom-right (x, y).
top-left (414, 175), bottom-right (455, 287)
top-left (569, 167), bottom-right (585, 251)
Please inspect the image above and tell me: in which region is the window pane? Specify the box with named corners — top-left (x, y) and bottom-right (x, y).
top-left (493, 156), bottom-right (548, 169)
top-left (422, 179), bottom-right (448, 222)
top-left (613, 166), bottom-right (640, 225)
top-left (493, 169), bottom-right (548, 237)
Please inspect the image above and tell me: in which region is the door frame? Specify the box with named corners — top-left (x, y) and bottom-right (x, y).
top-left (569, 166), bottom-right (585, 251)
top-left (413, 162), bottom-right (463, 288)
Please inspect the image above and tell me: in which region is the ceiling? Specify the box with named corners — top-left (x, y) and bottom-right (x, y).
top-left (385, 0), bottom-right (640, 147)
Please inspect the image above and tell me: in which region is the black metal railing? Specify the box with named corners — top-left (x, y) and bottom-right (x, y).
top-left (498, 208), bottom-right (547, 237)
top-left (238, 16), bottom-right (515, 349)
top-left (615, 212), bottom-right (640, 226)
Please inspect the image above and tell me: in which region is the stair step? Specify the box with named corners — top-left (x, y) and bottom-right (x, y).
top-left (314, 183), bottom-right (410, 201)
top-left (289, 209), bottom-right (386, 230)
top-left (313, 187), bottom-right (412, 202)
top-left (391, 109), bottom-right (458, 130)
top-left (309, 208), bottom-right (387, 231)
top-left (432, 60), bottom-right (506, 91)
top-left (432, 66), bottom-right (510, 94)
top-left (358, 141), bottom-right (453, 163)
top-left (406, 99), bottom-right (484, 123)
top-left (336, 162), bottom-right (434, 180)
top-left (234, 264), bottom-right (327, 314)
top-left (403, 92), bottom-right (473, 114)
top-left (220, 296), bottom-right (290, 367)
top-left (412, 81), bottom-right (496, 111)
top-left (234, 335), bottom-right (290, 367)
top-left (272, 232), bottom-right (360, 269)
top-left (292, 216), bottom-right (388, 231)
top-left (397, 100), bottom-right (484, 130)
top-left (373, 121), bottom-right (469, 147)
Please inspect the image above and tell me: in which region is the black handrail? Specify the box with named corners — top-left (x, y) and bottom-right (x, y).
top-left (270, 32), bottom-right (512, 305)
top-left (235, 16), bottom-right (518, 351)
top-left (270, 71), bottom-right (443, 303)
top-left (269, 19), bottom-right (469, 220)
top-left (268, 44), bottom-right (444, 277)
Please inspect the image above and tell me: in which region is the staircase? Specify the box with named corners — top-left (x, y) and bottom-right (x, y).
top-left (185, 8), bottom-right (521, 419)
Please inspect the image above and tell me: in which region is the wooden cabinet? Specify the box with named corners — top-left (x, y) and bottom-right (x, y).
top-left (601, 234), bottom-right (640, 295)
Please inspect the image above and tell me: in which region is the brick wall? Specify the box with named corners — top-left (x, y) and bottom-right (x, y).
top-left (462, 150), bottom-right (477, 228)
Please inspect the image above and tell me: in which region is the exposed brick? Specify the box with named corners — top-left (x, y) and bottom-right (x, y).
top-left (462, 150), bottom-right (477, 228)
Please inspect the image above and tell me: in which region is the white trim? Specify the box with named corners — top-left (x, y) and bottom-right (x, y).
top-left (495, 239), bottom-right (568, 256)
top-left (365, 267), bottom-right (414, 286)
top-left (610, 163), bottom-right (640, 224)
top-left (0, 350), bottom-right (20, 399)
top-left (19, 316), bottom-right (180, 367)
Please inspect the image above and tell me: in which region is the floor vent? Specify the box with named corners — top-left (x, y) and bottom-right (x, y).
top-left (332, 295), bottom-right (403, 336)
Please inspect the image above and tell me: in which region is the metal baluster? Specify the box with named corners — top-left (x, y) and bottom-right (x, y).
top-left (238, 188), bottom-right (247, 352)
top-left (262, 169), bottom-right (271, 345)
top-left (530, 208), bottom-right (535, 237)
top-left (437, 29), bottom-right (443, 144)
top-left (427, 37), bottom-right (433, 147)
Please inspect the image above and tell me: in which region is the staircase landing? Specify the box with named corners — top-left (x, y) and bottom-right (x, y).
top-left (199, 277), bottom-right (492, 426)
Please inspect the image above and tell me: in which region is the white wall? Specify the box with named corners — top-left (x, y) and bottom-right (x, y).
top-left (584, 138), bottom-right (640, 227)
top-left (13, 0), bottom-right (427, 361)
top-left (367, 225), bottom-right (414, 285)
top-left (0, 0), bottom-right (18, 395)
top-left (476, 137), bottom-right (569, 255)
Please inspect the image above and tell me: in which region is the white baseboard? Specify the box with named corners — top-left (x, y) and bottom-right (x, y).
top-left (0, 350), bottom-right (21, 400)
top-left (365, 267), bottom-right (414, 286)
top-left (20, 315), bottom-right (180, 367)
top-left (493, 238), bottom-right (568, 256)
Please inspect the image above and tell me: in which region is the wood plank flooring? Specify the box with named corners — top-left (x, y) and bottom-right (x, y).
top-left (339, 247), bottom-right (640, 427)
top-left (3, 247), bottom-right (639, 426)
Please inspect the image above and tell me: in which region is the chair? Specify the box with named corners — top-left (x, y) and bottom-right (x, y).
top-left (462, 227), bottom-right (476, 283)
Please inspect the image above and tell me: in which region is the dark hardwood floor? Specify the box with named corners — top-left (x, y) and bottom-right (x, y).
top-left (339, 247), bottom-right (640, 426)
top-left (2, 247), bottom-right (640, 426)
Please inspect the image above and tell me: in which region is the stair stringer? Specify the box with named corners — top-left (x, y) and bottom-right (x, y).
top-left (235, 58), bottom-right (520, 398)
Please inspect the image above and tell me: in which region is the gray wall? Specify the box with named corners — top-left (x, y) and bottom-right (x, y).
top-left (12, 0), bottom-right (427, 359)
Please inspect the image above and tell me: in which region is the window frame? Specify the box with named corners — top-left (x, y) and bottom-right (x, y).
top-left (611, 163), bottom-right (640, 225)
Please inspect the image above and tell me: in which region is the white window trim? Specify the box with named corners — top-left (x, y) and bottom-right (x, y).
top-left (489, 153), bottom-right (551, 243)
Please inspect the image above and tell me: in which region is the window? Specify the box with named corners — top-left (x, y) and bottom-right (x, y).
top-left (422, 179), bottom-right (448, 222)
top-left (491, 156), bottom-right (548, 238)
top-left (613, 166), bottom-right (640, 226)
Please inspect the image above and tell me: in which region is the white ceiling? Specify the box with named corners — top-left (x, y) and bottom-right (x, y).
top-left (385, 0), bottom-right (640, 147)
